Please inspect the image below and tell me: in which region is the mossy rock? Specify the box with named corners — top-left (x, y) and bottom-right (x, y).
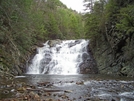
top-left (121, 66), bottom-right (131, 75)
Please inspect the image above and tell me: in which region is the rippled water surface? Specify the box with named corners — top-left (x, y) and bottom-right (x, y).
top-left (0, 74), bottom-right (134, 101)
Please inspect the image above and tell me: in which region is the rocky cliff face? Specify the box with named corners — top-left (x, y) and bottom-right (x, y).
top-left (0, 42), bottom-right (22, 76)
top-left (90, 30), bottom-right (134, 77)
top-left (0, 40), bottom-right (37, 77)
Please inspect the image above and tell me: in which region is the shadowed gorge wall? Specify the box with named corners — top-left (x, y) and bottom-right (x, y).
top-left (84, 0), bottom-right (134, 77)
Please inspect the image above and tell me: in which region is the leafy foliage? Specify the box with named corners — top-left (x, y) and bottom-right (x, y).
top-left (84, 0), bottom-right (106, 39)
top-left (116, 5), bottom-right (134, 34)
top-left (0, 0), bottom-right (84, 75)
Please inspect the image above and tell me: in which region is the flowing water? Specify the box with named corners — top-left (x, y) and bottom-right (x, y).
top-left (27, 39), bottom-right (92, 74)
top-left (0, 74), bottom-right (134, 101)
top-left (0, 39), bottom-right (134, 101)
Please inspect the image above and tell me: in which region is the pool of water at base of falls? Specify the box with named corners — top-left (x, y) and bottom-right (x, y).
top-left (0, 74), bottom-right (134, 101)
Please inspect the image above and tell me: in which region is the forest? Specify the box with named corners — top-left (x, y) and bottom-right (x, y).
top-left (0, 0), bottom-right (134, 77)
top-left (0, 0), bottom-right (85, 76)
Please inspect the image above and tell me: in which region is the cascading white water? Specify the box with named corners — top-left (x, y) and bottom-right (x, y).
top-left (27, 39), bottom-right (90, 74)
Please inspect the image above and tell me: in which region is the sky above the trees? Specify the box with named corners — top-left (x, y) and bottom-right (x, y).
top-left (59, 0), bottom-right (85, 12)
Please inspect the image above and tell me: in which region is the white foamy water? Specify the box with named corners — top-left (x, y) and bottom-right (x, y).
top-left (27, 39), bottom-right (89, 74)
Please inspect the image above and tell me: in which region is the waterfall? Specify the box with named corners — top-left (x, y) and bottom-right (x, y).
top-left (27, 39), bottom-right (95, 75)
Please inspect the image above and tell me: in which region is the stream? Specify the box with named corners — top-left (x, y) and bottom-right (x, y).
top-left (0, 74), bottom-right (134, 101)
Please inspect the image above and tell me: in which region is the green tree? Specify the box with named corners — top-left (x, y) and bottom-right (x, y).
top-left (84, 0), bottom-right (106, 39)
top-left (116, 5), bottom-right (134, 35)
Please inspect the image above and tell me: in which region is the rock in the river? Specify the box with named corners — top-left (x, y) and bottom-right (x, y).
top-left (76, 81), bottom-right (84, 85)
top-left (48, 39), bottom-right (62, 47)
top-left (64, 90), bottom-right (72, 93)
top-left (17, 87), bottom-right (26, 92)
top-left (68, 40), bottom-right (81, 47)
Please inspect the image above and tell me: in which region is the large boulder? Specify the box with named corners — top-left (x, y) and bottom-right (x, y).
top-left (78, 60), bottom-right (98, 74)
top-left (78, 51), bottom-right (98, 74)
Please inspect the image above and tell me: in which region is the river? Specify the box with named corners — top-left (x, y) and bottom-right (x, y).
top-left (0, 74), bottom-right (134, 101)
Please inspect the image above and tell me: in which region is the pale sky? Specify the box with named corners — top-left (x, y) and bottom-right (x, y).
top-left (59, 0), bottom-right (85, 13)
